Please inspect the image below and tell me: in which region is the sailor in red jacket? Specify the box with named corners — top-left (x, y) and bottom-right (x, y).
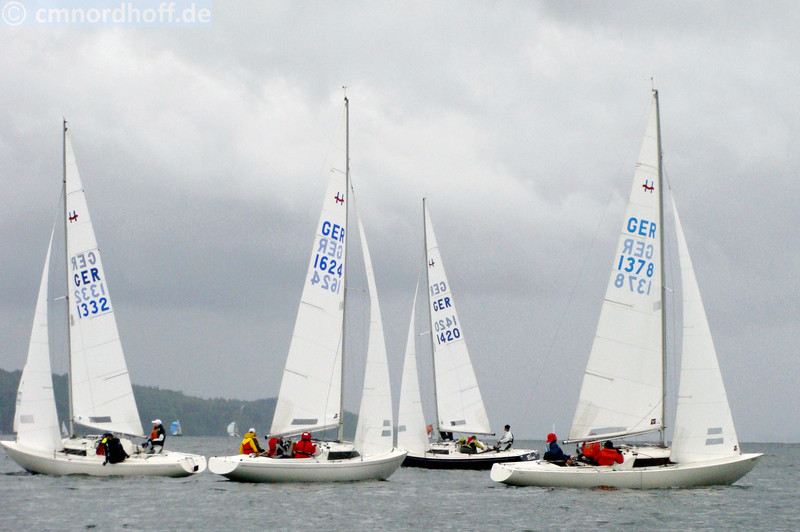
top-left (578, 440), bottom-right (600, 463)
top-left (293, 431), bottom-right (317, 458)
top-left (595, 440), bottom-right (624, 466)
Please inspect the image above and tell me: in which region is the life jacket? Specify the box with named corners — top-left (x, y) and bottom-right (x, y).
top-left (150, 426), bottom-right (165, 445)
top-left (595, 447), bottom-right (624, 466)
top-left (240, 436), bottom-right (259, 455)
top-left (293, 439), bottom-right (316, 458)
top-left (268, 437), bottom-right (288, 457)
top-left (581, 442), bottom-right (600, 461)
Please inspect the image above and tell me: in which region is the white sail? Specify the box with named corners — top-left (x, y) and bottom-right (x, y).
top-left (64, 130), bottom-right (143, 437)
top-left (569, 96), bottom-right (664, 442)
top-left (396, 283), bottom-right (429, 455)
top-left (14, 228), bottom-right (61, 452)
top-left (424, 200), bottom-right (492, 436)
top-left (353, 206), bottom-right (394, 456)
top-left (270, 116), bottom-right (348, 437)
top-left (670, 198), bottom-right (740, 462)
top-left (227, 421), bottom-right (237, 436)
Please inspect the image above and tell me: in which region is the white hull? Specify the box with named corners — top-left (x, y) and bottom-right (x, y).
top-left (1, 440), bottom-right (207, 477)
top-left (209, 448), bottom-right (407, 483)
top-left (490, 453), bottom-right (762, 489)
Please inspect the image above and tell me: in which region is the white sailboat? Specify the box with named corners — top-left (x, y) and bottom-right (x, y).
top-left (491, 90), bottom-right (761, 488)
top-left (226, 421), bottom-right (238, 437)
top-left (1, 123), bottom-right (206, 477)
top-left (397, 199), bottom-right (538, 469)
top-left (208, 96), bottom-right (407, 482)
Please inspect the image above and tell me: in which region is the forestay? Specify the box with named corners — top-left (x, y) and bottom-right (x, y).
top-left (14, 229), bottom-right (61, 452)
top-left (424, 201), bottom-right (492, 436)
top-left (670, 198), bottom-right (740, 463)
top-left (569, 97), bottom-right (664, 442)
top-left (65, 132), bottom-right (143, 437)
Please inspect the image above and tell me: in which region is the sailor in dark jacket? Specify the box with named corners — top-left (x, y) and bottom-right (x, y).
top-left (543, 433), bottom-right (572, 465)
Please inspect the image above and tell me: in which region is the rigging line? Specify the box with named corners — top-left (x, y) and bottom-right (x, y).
top-left (521, 97), bottom-right (654, 416)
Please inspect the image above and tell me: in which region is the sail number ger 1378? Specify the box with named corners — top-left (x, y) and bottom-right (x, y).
top-left (614, 217), bottom-right (657, 295)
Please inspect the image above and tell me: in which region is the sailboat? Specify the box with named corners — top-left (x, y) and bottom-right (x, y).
top-left (397, 199), bottom-right (538, 469)
top-left (0, 123), bottom-right (206, 477)
top-left (208, 96), bottom-right (407, 482)
top-left (170, 420), bottom-right (183, 437)
top-left (491, 90), bottom-right (762, 488)
top-left (226, 421), bottom-right (238, 437)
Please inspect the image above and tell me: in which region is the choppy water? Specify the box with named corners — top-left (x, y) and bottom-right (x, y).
top-left (1, 438), bottom-right (797, 531)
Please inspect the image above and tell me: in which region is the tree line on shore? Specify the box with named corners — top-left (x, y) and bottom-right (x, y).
top-left (0, 368), bottom-right (354, 438)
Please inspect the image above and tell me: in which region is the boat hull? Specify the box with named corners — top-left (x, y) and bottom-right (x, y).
top-left (1, 440), bottom-right (207, 477)
top-left (403, 448), bottom-right (539, 470)
top-left (490, 453), bottom-right (762, 489)
top-left (208, 449), bottom-right (407, 483)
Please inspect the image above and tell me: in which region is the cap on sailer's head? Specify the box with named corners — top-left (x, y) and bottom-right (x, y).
top-left (151, 419), bottom-right (162, 425)
top-left (546, 433), bottom-right (557, 443)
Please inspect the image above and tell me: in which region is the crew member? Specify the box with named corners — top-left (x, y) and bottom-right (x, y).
top-left (240, 428), bottom-right (266, 455)
top-left (143, 419), bottom-right (166, 454)
top-left (102, 433), bottom-right (129, 465)
top-left (494, 425), bottom-right (514, 451)
top-left (595, 440), bottom-right (624, 466)
top-left (293, 431), bottom-right (317, 458)
top-left (268, 435), bottom-right (289, 457)
top-left (543, 433), bottom-right (572, 465)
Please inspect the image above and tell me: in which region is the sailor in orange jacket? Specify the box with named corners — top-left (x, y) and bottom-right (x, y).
top-left (579, 441), bottom-right (600, 463)
top-left (594, 440), bottom-right (624, 466)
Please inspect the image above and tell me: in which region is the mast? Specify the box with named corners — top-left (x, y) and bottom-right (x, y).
top-left (338, 93), bottom-right (349, 442)
top-left (422, 198), bottom-right (442, 438)
top-left (63, 119), bottom-right (74, 437)
top-left (654, 89), bottom-right (667, 446)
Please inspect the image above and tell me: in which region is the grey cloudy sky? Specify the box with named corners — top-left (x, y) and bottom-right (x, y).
top-left (1, 1), bottom-right (798, 442)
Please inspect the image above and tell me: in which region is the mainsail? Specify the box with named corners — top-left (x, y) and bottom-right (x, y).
top-left (270, 106), bottom-right (348, 437)
top-left (568, 96), bottom-right (664, 442)
top-left (64, 129), bottom-right (143, 437)
top-left (424, 200), bottom-right (492, 436)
